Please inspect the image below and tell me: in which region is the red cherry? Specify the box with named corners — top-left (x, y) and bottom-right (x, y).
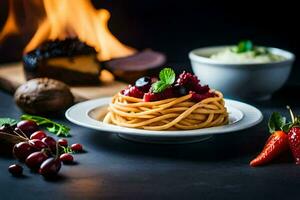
top-left (42, 136), bottom-right (57, 152)
top-left (71, 143), bottom-right (83, 152)
top-left (25, 151), bottom-right (48, 169)
top-left (29, 139), bottom-right (48, 151)
top-left (13, 142), bottom-right (34, 161)
top-left (59, 153), bottom-right (74, 164)
top-left (17, 120), bottom-right (39, 136)
top-left (30, 131), bottom-right (47, 140)
top-left (8, 164), bottom-right (23, 176)
top-left (58, 138), bottom-right (68, 147)
top-left (39, 158), bottom-right (61, 178)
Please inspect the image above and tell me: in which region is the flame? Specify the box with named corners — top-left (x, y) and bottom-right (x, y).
top-left (4, 0), bottom-right (136, 61)
top-left (0, 0), bottom-right (20, 42)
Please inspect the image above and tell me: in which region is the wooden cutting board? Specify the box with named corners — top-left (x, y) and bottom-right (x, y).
top-left (0, 62), bottom-right (127, 102)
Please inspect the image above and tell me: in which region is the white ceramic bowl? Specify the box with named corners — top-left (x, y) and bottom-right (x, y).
top-left (189, 46), bottom-right (295, 100)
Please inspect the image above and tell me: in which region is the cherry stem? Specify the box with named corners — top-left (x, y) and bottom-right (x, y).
top-left (55, 141), bottom-right (59, 159)
top-left (1, 132), bottom-right (26, 141)
top-left (20, 130), bottom-right (28, 139)
top-left (13, 130), bottom-right (28, 141)
top-left (287, 105), bottom-right (295, 123)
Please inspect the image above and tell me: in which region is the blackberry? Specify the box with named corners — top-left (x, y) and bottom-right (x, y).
top-left (135, 76), bottom-right (152, 92)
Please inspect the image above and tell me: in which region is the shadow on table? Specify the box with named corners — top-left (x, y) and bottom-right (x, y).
top-left (254, 85), bottom-right (300, 109)
top-left (86, 123), bottom-right (268, 163)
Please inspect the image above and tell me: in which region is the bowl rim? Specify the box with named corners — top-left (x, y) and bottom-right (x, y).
top-left (189, 45), bottom-right (295, 67)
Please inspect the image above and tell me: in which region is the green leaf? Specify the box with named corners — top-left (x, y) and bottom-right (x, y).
top-left (268, 112), bottom-right (286, 133)
top-left (21, 114), bottom-right (70, 137)
top-left (253, 47), bottom-right (269, 56)
top-left (159, 68), bottom-right (176, 85)
top-left (232, 40), bottom-right (253, 53)
top-left (0, 118), bottom-right (18, 127)
top-left (60, 146), bottom-right (74, 154)
top-left (152, 81), bottom-right (169, 93)
top-left (282, 122), bottom-right (293, 133)
top-left (151, 68), bottom-right (176, 93)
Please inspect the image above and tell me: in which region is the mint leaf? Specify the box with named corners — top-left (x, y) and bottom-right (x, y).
top-left (159, 68), bottom-right (175, 85)
top-left (151, 68), bottom-right (176, 93)
top-left (268, 112), bottom-right (286, 133)
top-left (152, 81), bottom-right (169, 93)
top-left (0, 118), bottom-right (18, 127)
top-left (232, 40), bottom-right (253, 53)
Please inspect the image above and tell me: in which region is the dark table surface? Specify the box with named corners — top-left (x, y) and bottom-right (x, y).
top-left (1, 72), bottom-right (300, 200)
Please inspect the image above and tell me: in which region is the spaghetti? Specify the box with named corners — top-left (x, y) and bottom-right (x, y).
top-left (103, 90), bottom-right (228, 130)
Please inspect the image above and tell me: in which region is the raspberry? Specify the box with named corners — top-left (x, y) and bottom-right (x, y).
top-left (190, 91), bottom-right (215, 102)
top-left (123, 86), bottom-right (144, 98)
top-left (142, 71), bottom-right (212, 102)
top-left (144, 92), bottom-right (158, 102)
top-left (143, 88), bottom-right (175, 102)
top-left (120, 85), bottom-right (131, 95)
top-left (193, 84), bottom-right (210, 94)
top-left (176, 71), bottom-right (211, 94)
top-left (176, 71), bottom-right (200, 87)
top-left (160, 88), bottom-right (175, 99)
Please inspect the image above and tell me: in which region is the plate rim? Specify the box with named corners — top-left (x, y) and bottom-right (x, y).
top-left (65, 97), bottom-right (263, 138)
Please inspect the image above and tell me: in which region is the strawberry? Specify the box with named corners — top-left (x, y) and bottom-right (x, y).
top-left (287, 127), bottom-right (300, 164)
top-left (250, 130), bottom-right (289, 167)
top-left (286, 106), bottom-right (300, 164)
top-left (250, 112), bottom-right (289, 167)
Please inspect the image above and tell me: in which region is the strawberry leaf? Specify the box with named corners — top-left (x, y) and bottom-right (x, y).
top-left (268, 112), bottom-right (286, 133)
top-left (282, 122), bottom-right (293, 133)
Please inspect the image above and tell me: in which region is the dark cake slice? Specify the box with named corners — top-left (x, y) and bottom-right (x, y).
top-left (103, 49), bottom-right (166, 83)
top-left (23, 38), bottom-right (101, 85)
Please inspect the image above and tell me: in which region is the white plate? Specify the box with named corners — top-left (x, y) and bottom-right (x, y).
top-left (66, 97), bottom-right (263, 144)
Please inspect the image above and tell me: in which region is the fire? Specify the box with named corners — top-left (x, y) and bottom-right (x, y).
top-left (1, 0), bottom-right (136, 61)
top-left (0, 0), bottom-right (19, 42)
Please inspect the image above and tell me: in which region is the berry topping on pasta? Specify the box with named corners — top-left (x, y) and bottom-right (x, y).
top-left (103, 68), bottom-right (228, 131)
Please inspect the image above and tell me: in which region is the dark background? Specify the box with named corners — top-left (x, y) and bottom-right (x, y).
top-left (1, 2), bottom-right (300, 199)
top-left (94, 0), bottom-right (300, 83)
top-left (1, 0), bottom-right (299, 60)
top-left (93, 0), bottom-right (299, 62)
top-left (0, 0), bottom-right (299, 82)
